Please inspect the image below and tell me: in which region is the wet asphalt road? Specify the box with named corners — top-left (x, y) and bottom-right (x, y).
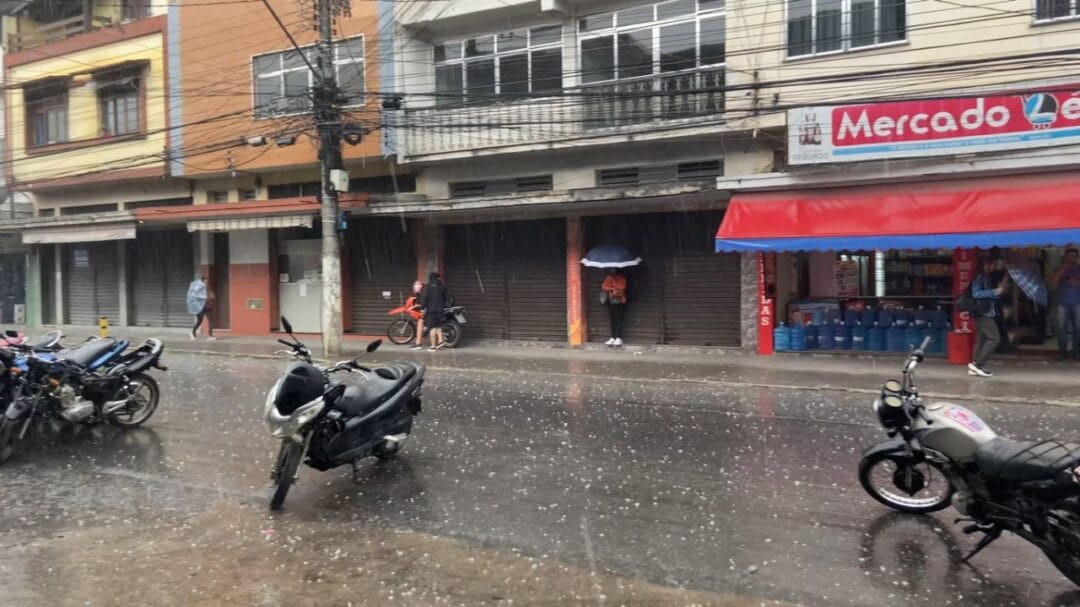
top-left (1, 351), bottom-right (1079, 606)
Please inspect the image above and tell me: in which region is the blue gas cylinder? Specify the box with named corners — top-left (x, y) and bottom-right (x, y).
top-left (774, 322), bottom-right (791, 352)
top-left (887, 323), bottom-right (907, 352)
top-left (905, 325), bottom-right (923, 351)
top-left (834, 322), bottom-right (851, 350)
top-left (804, 325), bottom-right (818, 350)
top-left (818, 323), bottom-right (836, 350)
top-left (932, 306), bottom-right (949, 329)
top-left (913, 306), bottom-right (930, 328)
top-left (878, 310), bottom-right (895, 327)
top-left (868, 323), bottom-right (886, 351)
top-left (844, 309), bottom-right (859, 327)
top-left (894, 310), bottom-right (911, 328)
top-left (931, 327), bottom-right (948, 354)
top-left (790, 324), bottom-right (807, 351)
top-left (826, 308), bottom-right (842, 326)
top-left (811, 309), bottom-right (825, 326)
top-left (851, 325), bottom-right (868, 351)
top-left (861, 307), bottom-right (877, 327)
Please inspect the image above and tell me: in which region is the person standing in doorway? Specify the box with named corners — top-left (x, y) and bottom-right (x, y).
top-left (1052, 247), bottom-right (1080, 360)
top-left (187, 273), bottom-right (217, 341)
top-left (969, 255), bottom-right (1007, 377)
top-left (602, 269), bottom-right (629, 346)
top-left (409, 280), bottom-right (426, 351)
top-left (421, 272), bottom-right (447, 351)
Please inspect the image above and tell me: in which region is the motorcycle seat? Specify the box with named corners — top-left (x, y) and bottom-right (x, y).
top-left (57, 339), bottom-right (117, 368)
top-left (975, 438), bottom-right (1080, 483)
top-left (334, 365), bottom-right (417, 417)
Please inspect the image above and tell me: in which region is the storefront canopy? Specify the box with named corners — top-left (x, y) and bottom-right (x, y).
top-left (715, 174), bottom-right (1080, 252)
top-left (23, 223), bottom-right (136, 244)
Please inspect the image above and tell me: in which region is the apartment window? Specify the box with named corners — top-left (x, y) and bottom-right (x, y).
top-left (449, 175), bottom-right (553, 197)
top-left (25, 83), bottom-right (69, 147)
top-left (208, 191), bottom-right (229, 203)
top-left (97, 70), bottom-right (141, 137)
top-left (253, 36), bottom-right (365, 118)
top-left (597, 160), bottom-right (721, 186)
top-left (1035, 0), bottom-right (1078, 20)
top-left (239, 189), bottom-right (258, 201)
top-left (434, 25), bottom-right (563, 107)
top-left (268, 182), bottom-right (321, 199)
top-left (578, 0), bottom-right (726, 84)
top-left (787, 0), bottom-right (905, 57)
top-left (121, 0), bottom-right (150, 21)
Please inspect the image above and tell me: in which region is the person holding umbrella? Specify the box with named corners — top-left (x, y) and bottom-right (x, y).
top-left (581, 244), bottom-right (641, 347)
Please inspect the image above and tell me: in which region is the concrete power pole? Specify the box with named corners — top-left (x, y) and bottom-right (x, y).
top-left (315, 0), bottom-right (344, 355)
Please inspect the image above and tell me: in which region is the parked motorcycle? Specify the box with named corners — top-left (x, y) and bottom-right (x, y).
top-left (386, 304), bottom-right (466, 348)
top-left (859, 337), bottom-right (1080, 586)
top-left (265, 316), bottom-right (425, 510)
top-left (0, 338), bottom-right (167, 462)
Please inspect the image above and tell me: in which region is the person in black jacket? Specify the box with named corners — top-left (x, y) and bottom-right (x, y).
top-left (421, 272), bottom-right (448, 351)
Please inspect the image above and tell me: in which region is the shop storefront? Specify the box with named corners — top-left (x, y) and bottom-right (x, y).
top-left (717, 173), bottom-right (1080, 360)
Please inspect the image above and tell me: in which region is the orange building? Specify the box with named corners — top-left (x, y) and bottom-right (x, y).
top-left (134, 0), bottom-right (419, 336)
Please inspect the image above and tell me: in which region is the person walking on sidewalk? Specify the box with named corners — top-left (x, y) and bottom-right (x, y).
top-left (1052, 247), bottom-right (1080, 360)
top-left (602, 270), bottom-right (629, 346)
top-left (969, 255), bottom-right (1007, 377)
top-left (187, 273), bottom-right (217, 341)
top-left (421, 272), bottom-right (448, 351)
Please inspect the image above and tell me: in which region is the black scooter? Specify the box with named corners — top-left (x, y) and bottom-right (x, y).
top-left (264, 316), bottom-right (425, 510)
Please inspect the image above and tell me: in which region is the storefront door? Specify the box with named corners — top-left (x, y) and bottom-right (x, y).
top-left (64, 243), bottom-right (120, 326)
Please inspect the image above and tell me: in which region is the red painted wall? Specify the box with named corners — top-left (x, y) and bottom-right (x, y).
top-left (229, 263), bottom-right (273, 334)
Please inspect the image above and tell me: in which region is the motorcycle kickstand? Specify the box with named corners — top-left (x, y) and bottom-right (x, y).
top-left (351, 460), bottom-right (364, 484)
top-left (961, 524), bottom-right (1002, 563)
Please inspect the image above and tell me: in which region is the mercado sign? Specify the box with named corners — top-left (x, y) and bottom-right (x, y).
top-left (788, 88), bottom-right (1080, 165)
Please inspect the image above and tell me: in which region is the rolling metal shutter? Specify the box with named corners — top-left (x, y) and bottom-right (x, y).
top-left (584, 215), bottom-right (664, 344)
top-left (132, 231), bottom-right (195, 327)
top-left (64, 243), bottom-right (120, 326)
top-left (349, 218), bottom-right (417, 335)
top-left (444, 220), bottom-right (566, 341)
top-left (662, 254), bottom-right (741, 346)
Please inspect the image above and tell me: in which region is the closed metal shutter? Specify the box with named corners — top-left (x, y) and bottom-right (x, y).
top-left (584, 211), bottom-right (739, 347)
top-left (133, 231), bottom-right (194, 327)
top-left (349, 218), bottom-right (416, 335)
top-left (65, 243), bottom-right (120, 326)
top-left (445, 220), bottom-right (566, 341)
top-left (663, 254), bottom-right (741, 346)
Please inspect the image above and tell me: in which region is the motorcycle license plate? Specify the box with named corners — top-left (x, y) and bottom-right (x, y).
top-left (455, 314), bottom-right (467, 324)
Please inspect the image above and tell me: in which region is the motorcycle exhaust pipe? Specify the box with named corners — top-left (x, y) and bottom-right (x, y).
top-left (383, 433), bottom-right (408, 444)
top-left (103, 399), bottom-right (129, 415)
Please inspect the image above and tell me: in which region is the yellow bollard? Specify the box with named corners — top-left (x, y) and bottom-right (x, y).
top-left (99, 316), bottom-right (108, 338)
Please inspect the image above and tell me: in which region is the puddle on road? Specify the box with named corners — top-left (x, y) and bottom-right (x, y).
top-left (0, 502), bottom-right (793, 607)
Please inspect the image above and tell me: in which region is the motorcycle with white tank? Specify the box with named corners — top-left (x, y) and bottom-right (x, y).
top-left (264, 316), bottom-right (425, 510)
top-left (859, 336), bottom-right (1080, 586)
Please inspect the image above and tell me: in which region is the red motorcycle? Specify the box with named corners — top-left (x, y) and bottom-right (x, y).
top-left (386, 297), bottom-right (465, 348)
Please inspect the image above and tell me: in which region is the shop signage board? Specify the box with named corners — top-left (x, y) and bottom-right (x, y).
top-left (953, 248), bottom-right (976, 332)
top-left (788, 88), bottom-right (1080, 165)
top-left (758, 252), bottom-right (776, 355)
top-left (833, 260), bottom-right (860, 297)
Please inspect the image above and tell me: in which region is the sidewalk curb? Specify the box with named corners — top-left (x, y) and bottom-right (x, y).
top-left (170, 346), bottom-right (1080, 409)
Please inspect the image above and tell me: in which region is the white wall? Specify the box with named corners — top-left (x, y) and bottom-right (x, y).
top-left (229, 230), bottom-right (270, 265)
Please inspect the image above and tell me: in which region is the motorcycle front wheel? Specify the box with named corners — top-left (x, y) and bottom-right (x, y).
top-left (269, 439), bottom-right (304, 511)
top-left (387, 318), bottom-right (416, 345)
top-left (442, 320), bottom-right (462, 349)
top-left (859, 452), bottom-right (953, 514)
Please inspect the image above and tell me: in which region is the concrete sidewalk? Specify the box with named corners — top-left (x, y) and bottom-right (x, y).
top-left (36, 324), bottom-right (1080, 407)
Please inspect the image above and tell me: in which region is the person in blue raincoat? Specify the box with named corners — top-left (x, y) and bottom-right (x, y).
top-left (187, 274), bottom-right (216, 341)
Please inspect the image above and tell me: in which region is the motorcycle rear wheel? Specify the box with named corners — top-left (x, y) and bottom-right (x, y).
top-left (859, 452), bottom-right (953, 514)
top-left (269, 439), bottom-right (304, 511)
top-left (387, 318), bottom-right (416, 345)
top-left (442, 320), bottom-right (462, 349)
top-left (1044, 510), bottom-right (1080, 587)
top-left (107, 374), bottom-right (160, 428)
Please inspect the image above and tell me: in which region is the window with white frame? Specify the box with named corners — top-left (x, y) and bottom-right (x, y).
top-left (1035, 0), bottom-right (1078, 21)
top-left (433, 25), bottom-right (563, 107)
top-left (577, 0), bottom-right (726, 85)
top-left (253, 36), bottom-right (365, 118)
top-left (787, 0), bottom-right (905, 57)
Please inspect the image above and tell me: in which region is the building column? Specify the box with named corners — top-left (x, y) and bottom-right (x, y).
top-left (566, 216), bottom-right (586, 347)
top-left (740, 252), bottom-right (758, 352)
top-left (25, 247), bottom-right (42, 328)
top-left (117, 240), bottom-right (129, 326)
top-left (54, 243), bottom-right (65, 325)
top-left (416, 220), bottom-right (442, 280)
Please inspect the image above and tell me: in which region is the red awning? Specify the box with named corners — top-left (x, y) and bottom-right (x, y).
top-left (715, 173), bottom-right (1080, 252)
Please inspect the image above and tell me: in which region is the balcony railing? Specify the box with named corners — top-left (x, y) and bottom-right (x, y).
top-left (402, 67), bottom-right (726, 158)
top-left (7, 14), bottom-right (115, 53)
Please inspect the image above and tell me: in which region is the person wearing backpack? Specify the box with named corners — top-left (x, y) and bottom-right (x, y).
top-left (967, 254), bottom-right (1008, 378)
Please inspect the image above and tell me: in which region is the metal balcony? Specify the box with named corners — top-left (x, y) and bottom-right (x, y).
top-left (402, 67), bottom-right (726, 159)
top-left (7, 13), bottom-right (115, 52)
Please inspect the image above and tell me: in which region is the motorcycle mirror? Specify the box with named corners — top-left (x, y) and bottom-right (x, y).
top-left (281, 316), bottom-right (294, 335)
top-left (366, 339), bottom-right (382, 353)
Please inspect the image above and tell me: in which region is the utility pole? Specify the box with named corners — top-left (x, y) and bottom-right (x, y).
top-left (315, 0), bottom-right (344, 355)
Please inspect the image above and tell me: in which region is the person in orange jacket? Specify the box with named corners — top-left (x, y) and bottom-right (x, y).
top-left (602, 270), bottom-right (629, 346)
